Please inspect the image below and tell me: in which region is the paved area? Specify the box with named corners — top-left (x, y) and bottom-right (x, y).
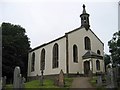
top-left (70, 77), bottom-right (93, 88)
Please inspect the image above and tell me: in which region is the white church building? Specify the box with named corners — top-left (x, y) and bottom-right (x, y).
top-left (27, 4), bottom-right (105, 78)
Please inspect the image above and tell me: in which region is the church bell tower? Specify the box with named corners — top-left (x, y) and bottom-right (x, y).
top-left (80, 4), bottom-right (90, 30)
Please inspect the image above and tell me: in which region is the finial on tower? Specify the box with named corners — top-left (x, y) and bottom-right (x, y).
top-left (83, 4), bottom-right (85, 8)
top-left (82, 4), bottom-right (86, 14)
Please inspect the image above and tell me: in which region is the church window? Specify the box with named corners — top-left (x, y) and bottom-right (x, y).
top-left (84, 36), bottom-right (91, 50)
top-left (73, 44), bottom-right (78, 63)
top-left (81, 17), bottom-right (83, 20)
top-left (52, 43), bottom-right (59, 68)
top-left (40, 48), bottom-right (45, 70)
top-left (96, 60), bottom-right (100, 70)
top-left (97, 50), bottom-right (101, 55)
top-left (31, 52), bottom-right (35, 72)
top-left (84, 17), bottom-right (86, 20)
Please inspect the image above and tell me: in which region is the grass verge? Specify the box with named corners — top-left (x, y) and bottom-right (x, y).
top-left (5, 77), bottom-right (73, 88)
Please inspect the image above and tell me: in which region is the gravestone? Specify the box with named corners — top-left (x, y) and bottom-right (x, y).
top-left (13, 66), bottom-right (21, 88)
top-left (97, 75), bottom-right (102, 86)
top-left (0, 77), bottom-right (2, 90)
top-left (40, 70), bottom-right (44, 86)
top-left (20, 76), bottom-right (25, 88)
top-left (2, 76), bottom-right (6, 89)
top-left (58, 69), bottom-right (64, 87)
top-left (106, 67), bottom-right (116, 88)
top-left (13, 66), bottom-right (25, 88)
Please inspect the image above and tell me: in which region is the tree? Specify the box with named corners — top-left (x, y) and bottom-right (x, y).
top-left (108, 31), bottom-right (120, 64)
top-left (104, 54), bottom-right (111, 71)
top-left (2, 22), bottom-right (31, 83)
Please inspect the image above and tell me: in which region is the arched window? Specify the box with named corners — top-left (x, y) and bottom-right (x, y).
top-left (96, 60), bottom-right (100, 70)
top-left (73, 44), bottom-right (78, 63)
top-left (31, 52), bottom-right (35, 72)
top-left (52, 43), bottom-right (59, 68)
top-left (97, 50), bottom-right (101, 55)
top-left (41, 49), bottom-right (45, 70)
top-left (84, 36), bottom-right (91, 50)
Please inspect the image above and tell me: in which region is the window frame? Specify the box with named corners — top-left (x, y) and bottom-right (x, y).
top-left (73, 44), bottom-right (78, 63)
top-left (52, 43), bottom-right (59, 68)
top-left (31, 52), bottom-right (35, 72)
top-left (96, 60), bottom-right (100, 70)
top-left (84, 36), bottom-right (91, 50)
top-left (40, 48), bottom-right (45, 70)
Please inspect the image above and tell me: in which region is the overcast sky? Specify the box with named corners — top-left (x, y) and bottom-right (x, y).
top-left (0, 0), bottom-right (119, 54)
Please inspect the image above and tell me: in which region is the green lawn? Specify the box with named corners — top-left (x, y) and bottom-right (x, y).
top-left (5, 77), bottom-right (73, 89)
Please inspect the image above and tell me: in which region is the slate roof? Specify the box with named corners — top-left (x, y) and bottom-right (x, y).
top-left (82, 50), bottom-right (103, 59)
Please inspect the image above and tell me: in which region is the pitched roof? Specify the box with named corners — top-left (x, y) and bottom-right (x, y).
top-left (29, 27), bottom-right (104, 52)
top-left (66, 26), bottom-right (104, 45)
top-left (82, 50), bottom-right (103, 59)
top-left (29, 35), bottom-right (65, 52)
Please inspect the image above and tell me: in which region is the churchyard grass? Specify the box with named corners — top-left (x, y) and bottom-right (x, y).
top-left (5, 77), bottom-right (73, 88)
top-left (25, 79), bottom-right (59, 88)
top-left (64, 77), bottom-right (73, 88)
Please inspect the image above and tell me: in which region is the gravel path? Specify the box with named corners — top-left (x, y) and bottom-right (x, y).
top-left (70, 77), bottom-right (94, 88)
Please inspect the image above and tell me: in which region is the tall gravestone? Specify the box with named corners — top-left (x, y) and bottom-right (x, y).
top-left (106, 67), bottom-right (116, 88)
top-left (13, 66), bottom-right (25, 89)
top-left (13, 66), bottom-right (21, 88)
top-left (97, 75), bottom-right (102, 86)
top-left (58, 69), bottom-right (64, 87)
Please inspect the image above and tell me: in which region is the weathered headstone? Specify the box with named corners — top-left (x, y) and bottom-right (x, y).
top-left (106, 67), bottom-right (116, 88)
top-left (97, 75), bottom-right (102, 86)
top-left (58, 69), bottom-right (64, 87)
top-left (19, 76), bottom-right (25, 88)
top-left (40, 70), bottom-right (44, 86)
top-left (2, 76), bottom-right (6, 89)
top-left (13, 66), bottom-right (21, 88)
top-left (0, 77), bottom-right (2, 90)
top-left (13, 66), bottom-right (25, 89)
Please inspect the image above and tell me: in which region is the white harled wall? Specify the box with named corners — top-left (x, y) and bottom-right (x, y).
top-left (67, 27), bottom-right (104, 74)
top-left (28, 27), bottom-right (105, 77)
top-left (28, 37), bottom-right (66, 77)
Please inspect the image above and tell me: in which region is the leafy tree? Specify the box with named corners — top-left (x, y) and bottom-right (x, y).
top-left (104, 54), bottom-right (111, 66)
top-left (108, 31), bottom-right (120, 64)
top-left (2, 22), bottom-right (31, 83)
top-left (104, 54), bottom-right (111, 71)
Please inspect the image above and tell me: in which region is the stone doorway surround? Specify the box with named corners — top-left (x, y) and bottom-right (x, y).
top-left (84, 61), bottom-right (90, 76)
top-left (82, 50), bottom-right (103, 76)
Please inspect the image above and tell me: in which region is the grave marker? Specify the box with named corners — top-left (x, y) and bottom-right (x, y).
top-left (2, 76), bottom-right (6, 89)
top-left (13, 66), bottom-right (25, 88)
top-left (58, 69), bottom-right (64, 87)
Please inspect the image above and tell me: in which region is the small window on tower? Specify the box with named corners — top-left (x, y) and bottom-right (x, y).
top-left (81, 17), bottom-right (83, 20)
top-left (84, 17), bottom-right (86, 20)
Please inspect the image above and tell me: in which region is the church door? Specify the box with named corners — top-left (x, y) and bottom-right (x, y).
top-left (84, 61), bottom-right (90, 76)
